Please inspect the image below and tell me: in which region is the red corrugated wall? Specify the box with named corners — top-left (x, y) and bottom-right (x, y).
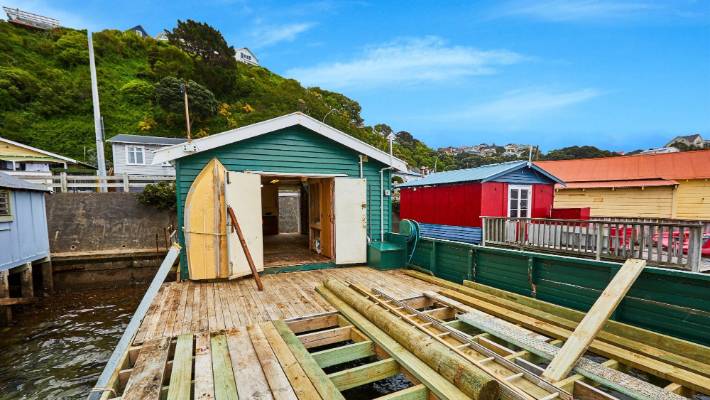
top-left (400, 181), bottom-right (555, 226)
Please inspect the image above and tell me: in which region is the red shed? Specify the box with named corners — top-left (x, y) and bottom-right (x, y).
top-left (398, 161), bottom-right (563, 242)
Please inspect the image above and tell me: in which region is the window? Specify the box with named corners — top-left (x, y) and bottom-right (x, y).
top-left (126, 145), bottom-right (145, 165)
top-left (0, 190), bottom-right (11, 221)
top-left (508, 185), bottom-right (531, 218)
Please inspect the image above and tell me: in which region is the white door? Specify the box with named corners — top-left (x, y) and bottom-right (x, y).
top-left (225, 171), bottom-right (264, 277)
top-left (334, 177), bottom-right (367, 264)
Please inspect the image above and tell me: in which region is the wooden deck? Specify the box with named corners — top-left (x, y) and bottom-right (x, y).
top-left (133, 267), bottom-right (436, 345)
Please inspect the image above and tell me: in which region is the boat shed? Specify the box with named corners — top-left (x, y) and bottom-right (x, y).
top-left (0, 172), bottom-right (50, 271)
top-left (398, 160), bottom-right (563, 243)
top-left (153, 113), bottom-right (408, 279)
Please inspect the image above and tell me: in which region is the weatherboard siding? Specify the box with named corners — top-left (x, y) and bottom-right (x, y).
top-left (490, 167), bottom-right (551, 185)
top-left (674, 179), bottom-right (710, 220)
top-left (175, 126), bottom-right (392, 276)
top-left (0, 190), bottom-right (49, 271)
top-left (112, 143), bottom-right (176, 176)
top-left (553, 186), bottom-right (674, 218)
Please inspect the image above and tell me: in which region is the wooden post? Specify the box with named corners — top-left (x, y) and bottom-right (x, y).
top-left (122, 173), bottom-right (130, 192)
top-left (481, 217), bottom-right (487, 246)
top-left (687, 224), bottom-right (702, 272)
top-left (595, 222), bottom-right (603, 261)
top-left (20, 262), bottom-right (33, 298)
top-left (41, 257), bottom-right (54, 295)
top-left (0, 270), bottom-right (11, 325)
top-left (60, 171), bottom-right (68, 193)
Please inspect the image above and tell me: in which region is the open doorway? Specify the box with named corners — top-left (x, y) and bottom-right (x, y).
top-left (260, 175), bottom-right (333, 268)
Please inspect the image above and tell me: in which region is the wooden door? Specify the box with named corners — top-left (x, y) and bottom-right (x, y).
top-left (225, 171), bottom-right (264, 278)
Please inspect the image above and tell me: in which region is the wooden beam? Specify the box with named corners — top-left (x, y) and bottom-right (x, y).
top-left (285, 312), bottom-right (339, 334)
top-left (316, 285), bottom-right (471, 400)
top-left (166, 334), bottom-right (193, 400)
top-left (311, 340), bottom-right (375, 368)
top-left (373, 384), bottom-right (428, 400)
top-left (543, 259), bottom-right (646, 382)
top-left (272, 320), bottom-right (345, 400)
top-left (247, 324), bottom-right (298, 400)
top-left (20, 262), bottom-right (33, 298)
top-left (121, 337), bottom-right (171, 400)
top-left (328, 358), bottom-right (399, 391)
top-left (297, 326), bottom-right (352, 349)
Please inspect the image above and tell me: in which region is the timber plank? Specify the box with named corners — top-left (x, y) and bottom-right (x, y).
top-left (544, 259), bottom-right (646, 382)
top-left (167, 334), bottom-right (194, 400)
top-left (373, 384), bottom-right (428, 400)
top-left (122, 337), bottom-right (171, 400)
top-left (271, 320), bottom-right (345, 400)
top-left (248, 324), bottom-right (298, 400)
top-left (211, 334), bottom-right (238, 400)
top-left (260, 321), bottom-right (322, 399)
top-left (226, 327), bottom-right (274, 399)
top-left (297, 326), bottom-right (352, 349)
top-left (327, 358), bottom-right (399, 391)
top-left (193, 332), bottom-right (214, 399)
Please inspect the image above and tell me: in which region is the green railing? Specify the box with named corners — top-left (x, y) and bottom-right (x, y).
top-left (400, 234), bottom-right (710, 346)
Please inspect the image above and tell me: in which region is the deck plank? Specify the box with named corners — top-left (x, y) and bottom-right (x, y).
top-left (193, 332), bottom-right (214, 400)
top-left (122, 337), bottom-right (171, 400)
top-left (227, 327), bottom-right (274, 399)
top-left (211, 334), bottom-right (238, 400)
top-left (248, 324), bottom-right (298, 400)
top-left (166, 334), bottom-right (193, 400)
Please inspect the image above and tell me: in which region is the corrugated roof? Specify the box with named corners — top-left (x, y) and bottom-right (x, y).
top-left (108, 134), bottom-right (187, 146)
top-left (535, 149), bottom-right (710, 182)
top-left (0, 172), bottom-right (49, 191)
top-left (560, 179), bottom-right (678, 189)
top-left (398, 160), bottom-right (563, 188)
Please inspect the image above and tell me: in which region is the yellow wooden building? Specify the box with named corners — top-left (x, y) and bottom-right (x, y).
top-left (536, 149), bottom-right (710, 220)
top-left (0, 136), bottom-right (81, 179)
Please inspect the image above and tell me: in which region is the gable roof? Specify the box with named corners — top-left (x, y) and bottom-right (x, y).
top-left (127, 25), bottom-right (149, 37)
top-left (0, 136), bottom-right (78, 165)
top-left (237, 47), bottom-right (258, 62)
top-left (397, 160), bottom-right (563, 188)
top-left (0, 171), bottom-right (49, 192)
top-left (108, 134), bottom-right (187, 146)
top-left (151, 112), bottom-right (408, 172)
top-left (535, 149), bottom-right (710, 183)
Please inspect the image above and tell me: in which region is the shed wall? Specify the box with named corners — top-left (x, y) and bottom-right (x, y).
top-left (0, 190), bottom-right (49, 271)
top-left (175, 126), bottom-right (392, 276)
top-left (553, 186), bottom-right (674, 218)
top-left (674, 179), bottom-right (710, 220)
top-left (112, 143), bottom-right (176, 176)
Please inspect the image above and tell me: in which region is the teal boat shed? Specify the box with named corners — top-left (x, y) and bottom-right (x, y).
top-left (153, 113), bottom-right (409, 279)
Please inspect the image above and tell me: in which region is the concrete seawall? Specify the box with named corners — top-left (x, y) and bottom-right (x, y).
top-left (45, 193), bottom-right (176, 289)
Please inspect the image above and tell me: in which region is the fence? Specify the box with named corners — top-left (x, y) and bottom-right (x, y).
top-left (481, 216), bottom-right (707, 272)
top-left (17, 173), bottom-right (174, 193)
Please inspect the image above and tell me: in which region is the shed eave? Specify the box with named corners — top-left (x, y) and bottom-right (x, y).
top-left (151, 113), bottom-right (408, 172)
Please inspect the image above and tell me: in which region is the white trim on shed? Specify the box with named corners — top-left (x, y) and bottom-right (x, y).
top-left (151, 112), bottom-right (409, 172)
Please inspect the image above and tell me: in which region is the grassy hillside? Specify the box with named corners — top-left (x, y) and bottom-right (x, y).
top-left (0, 22), bottom-right (453, 171)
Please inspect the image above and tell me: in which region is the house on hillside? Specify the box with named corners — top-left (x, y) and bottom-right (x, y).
top-left (398, 160), bottom-right (563, 243)
top-left (536, 149), bottom-right (710, 220)
top-left (0, 137), bottom-right (83, 185)
top-left (235, 47), bottom-right (259, 66)
top-left (641, 147), bottom-right (679, 155)
top-left (666, 134), bottom-right (705, 149)
top-left (126, 25), bottom-right (149, 38)
top-left (108, 134), bottom-right (186, 176)
top-left (152, 112), bottom-right (408, 280)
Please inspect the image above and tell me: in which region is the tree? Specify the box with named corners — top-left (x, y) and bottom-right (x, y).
top-left (542, 146), bottom-right (616, 161)
top-left (155, 77), bottom-right (217, 125)
top-left (374, 123), bottom-right (393, 137)
top-left (166, 19), bottom-right (235, 63)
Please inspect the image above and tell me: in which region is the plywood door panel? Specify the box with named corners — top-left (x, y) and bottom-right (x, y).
top-left (321, 179), bottom-right (334, 258)
top-left (334, 177), bottom-right (367, 264)
top-left (225, 171), bottom-right (264, 277)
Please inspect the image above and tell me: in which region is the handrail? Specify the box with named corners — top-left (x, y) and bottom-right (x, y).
top-left (481, 216), bottom-right (705, 272)
top-left (3, 172), bottom-right (175, 192)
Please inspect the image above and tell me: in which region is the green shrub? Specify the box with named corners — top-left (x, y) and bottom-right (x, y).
top-left (55, 31), bottom-right (88, 66)
top-left (138, 181), bottom-right (176, 210)
top-left (120, 79), bottom-right (154, 103)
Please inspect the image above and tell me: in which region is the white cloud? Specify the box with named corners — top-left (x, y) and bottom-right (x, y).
top-left (251, 22), bottom-right (315, 48)
top-left (2, 0), bottom-right (100, 30)
top-left (286, 36), bottom-right (524, 89)
top-left (445, 88), bottom-right (602, 123)
top-left (497, 0), bottom-right (658, 21)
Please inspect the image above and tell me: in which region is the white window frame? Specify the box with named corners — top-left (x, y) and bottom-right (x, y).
top-left (126, 145), bottom-right (146, 165)
top-left (507, 184), bottom-right (532, 218)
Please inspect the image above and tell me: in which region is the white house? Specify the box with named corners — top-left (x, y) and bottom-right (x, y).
top-left (108, 134), bottom-right (186, 176)
top-left (235, 47), bottom-right (259, 66)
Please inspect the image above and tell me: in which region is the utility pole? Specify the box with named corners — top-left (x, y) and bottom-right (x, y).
top-left (88, 31), bottom-right (107, 191)
top-left (182, 81), bottom-right (191, 141)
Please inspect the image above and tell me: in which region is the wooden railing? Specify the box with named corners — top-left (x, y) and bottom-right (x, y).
top-left (481, 216), bottom-right (708, 272)
top-left (14, 173), bottom-right (174, 192)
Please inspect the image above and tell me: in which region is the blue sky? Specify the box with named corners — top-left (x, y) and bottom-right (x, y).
top-left (9, 0), bottom-right (710, 151)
